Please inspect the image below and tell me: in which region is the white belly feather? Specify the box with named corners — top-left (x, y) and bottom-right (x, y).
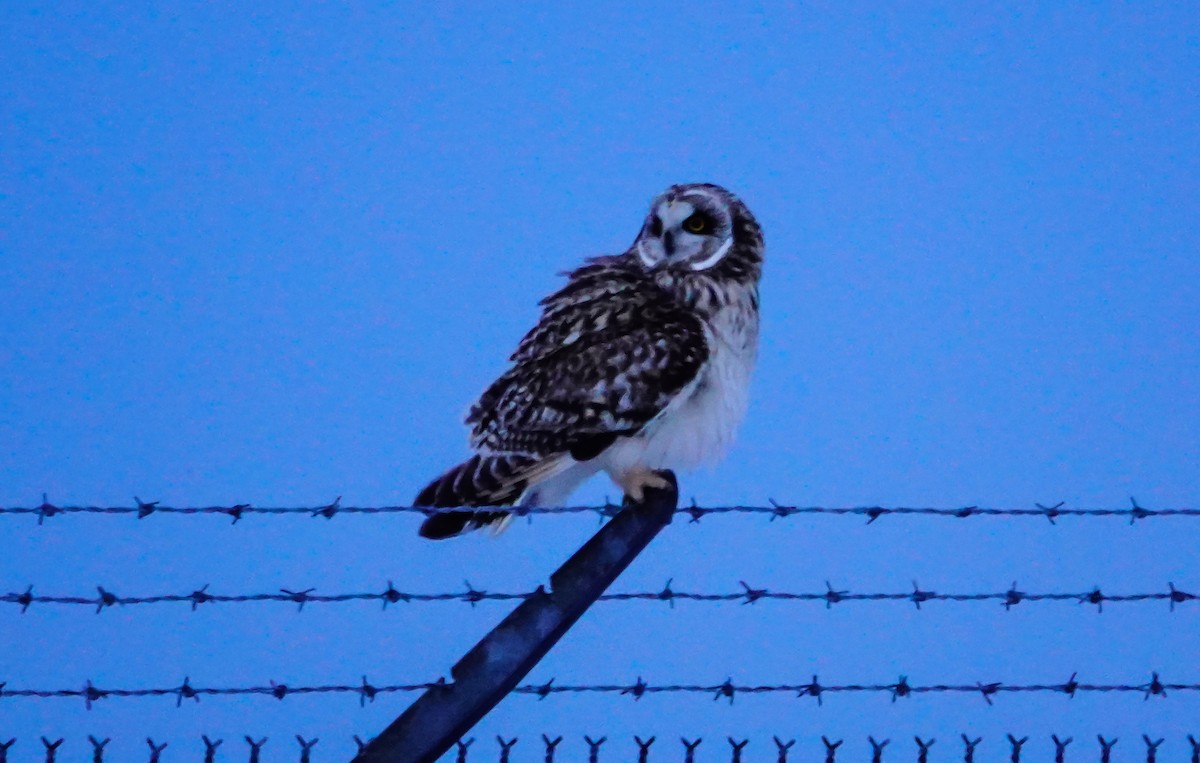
top-left (600, 300), bottom-right (758, 477)
top-left (517, 295), bottom-right (758, 508)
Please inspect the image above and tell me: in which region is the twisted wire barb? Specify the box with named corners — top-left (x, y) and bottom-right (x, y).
top-left (5, 735), bottom-right (1200, 763)
top-left (963, 736), bottom-right (983, 763)
top-left (0, 672), bottom-right (1189, 708)
top-left (4, 581), bottom-right (1195, 613)
top-left (3, 496), bottom-right (1196, 524)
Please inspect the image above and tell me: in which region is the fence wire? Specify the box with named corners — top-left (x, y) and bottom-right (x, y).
top-left (0, 734), bottom-right (1197, 763)
top-left (5, 495), bottom-right (1196, 761)
top-left (2, 496), bottom-right (1196, 524)
top-left (0, 673), bottom-right (1192, 709)
top-left (4, 581), bottom-right (1195, 613)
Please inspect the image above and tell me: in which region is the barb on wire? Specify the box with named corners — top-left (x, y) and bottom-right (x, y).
top-left (6, 581), bottom-right (1193, 613)
top-left (201, 736), bottom-right (221, 763)
top-left (1144, 735), bottom-right (1164, 763)
top-left (963, 736), bottom-right (982, 763)
top-left (1052, 736), bottom-right (1072, 763)
top-left (635, 735), bottom-right (654, 763)
top-left (869, 737), bottom-right (889, 763)
top-left (88, 735), bottom-right (109, 763)
top-left (776, 737), bottom-right (796, 763)
top-left (729, 738), bottom-right (749, 763)
top-left (497, 737), bottom-right (517, 763)
top-left (245, 737), bottom-right (267, 763)
top-left (1098, 736), bottom-right (1118, 763)
top-left (8, 735), bottom-right (1200, 763)
top-left (2, 673), bottom-right (1196, 709)
top-left (3, 497), bottom-right (1198, 523)
top-left (146, 739), bottom-right (167, 763)
top-left (41, 737), bottom-right (62, 763)
top-left (822, 736), bottom-right (842, 763)
top-left (916, 738), bottom-right (935, 763)
top-left (542, 735), bottom-right (562, 763)
top-left (1008, 735), bottom-right (1029, 763)
top-left (584, 736), bottom-right (605, 763)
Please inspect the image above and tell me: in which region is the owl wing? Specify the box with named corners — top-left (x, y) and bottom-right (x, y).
top-left (466, 257), bottom-right (709, 462)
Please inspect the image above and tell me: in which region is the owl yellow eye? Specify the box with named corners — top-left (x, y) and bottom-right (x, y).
top-left (683, 213), bottom-right (710, 234)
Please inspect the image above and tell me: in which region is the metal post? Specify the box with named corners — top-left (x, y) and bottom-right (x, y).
top-left (353, 472), bottom-right (679, 763)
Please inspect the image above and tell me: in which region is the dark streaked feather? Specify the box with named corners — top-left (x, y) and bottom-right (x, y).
top-left (415, 453), bottom-right (533, 506)
top-left (414, 454), bottom-right (535, 539)
top-left (419, 509), bottom-right (510, 540)
top-left (466, 258), bottom-right (709, 457)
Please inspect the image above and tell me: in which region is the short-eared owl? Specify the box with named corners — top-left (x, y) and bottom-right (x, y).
top-left (417, 183), bottom-right (763, 539)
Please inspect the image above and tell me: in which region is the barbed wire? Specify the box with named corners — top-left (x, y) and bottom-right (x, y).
top-left (2, 734), bottom-right (1190, 763)
top-left (2, 495), bottom-right (1196, 524)
top-left (4, 580), bottom-right (1195, 613)
top-left (0, 672), bottom-right (1192, 710)
top-left (1, 734), bottom-right (1196, 763)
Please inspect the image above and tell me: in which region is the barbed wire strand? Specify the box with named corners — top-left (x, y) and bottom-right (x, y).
top-left (0, 672), bottom-right (1192, 709)
top-left (3, 581), bottom-right (1195, 613)
top-left (1, 735), bottom-right (1196, 763)
top-left (3, 495), bottom-right (1196, 525)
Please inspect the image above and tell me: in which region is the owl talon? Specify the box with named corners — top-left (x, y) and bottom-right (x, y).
top-left (616, 469), bottom-right (672, 504)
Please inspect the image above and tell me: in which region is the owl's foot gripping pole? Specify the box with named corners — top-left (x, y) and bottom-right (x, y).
top-left (352, 471), bottom-right (679, 763)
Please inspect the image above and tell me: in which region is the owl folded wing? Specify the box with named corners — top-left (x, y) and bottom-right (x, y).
top-left (466, 263), bottom-right (709, 461)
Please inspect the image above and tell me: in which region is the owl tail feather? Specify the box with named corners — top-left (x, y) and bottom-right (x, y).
top-left (415, 454), bottom-right (537, 539)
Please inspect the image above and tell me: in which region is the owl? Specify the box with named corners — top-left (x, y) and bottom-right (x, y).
top-left (416, 182), bottom-right (764, 539)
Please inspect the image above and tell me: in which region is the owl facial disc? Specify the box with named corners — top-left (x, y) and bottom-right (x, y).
top-left (635, 186), bottom-right (737, 272)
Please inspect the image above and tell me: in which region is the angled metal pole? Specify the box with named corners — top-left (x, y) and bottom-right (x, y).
top-left (352, 472), bottom-right (679, 763)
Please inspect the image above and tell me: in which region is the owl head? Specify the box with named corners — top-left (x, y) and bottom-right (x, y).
top-left (631, 183), bottom-right (763, 281)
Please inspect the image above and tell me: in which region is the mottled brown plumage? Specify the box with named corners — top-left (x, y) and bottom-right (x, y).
top-left (418, 183), bottom-right (763, 539)
top-left (468, 257), bottom-right (709, 456)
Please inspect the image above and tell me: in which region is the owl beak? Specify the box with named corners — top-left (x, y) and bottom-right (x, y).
top-left (662, 230), bottom-right (675, 257)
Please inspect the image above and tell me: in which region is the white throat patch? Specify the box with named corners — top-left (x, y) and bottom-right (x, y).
top-left (689, 236), bottom-right (733, 271)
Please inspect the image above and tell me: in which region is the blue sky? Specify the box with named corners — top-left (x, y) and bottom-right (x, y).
top-left (2, 3), bottom-right (1198, 760)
